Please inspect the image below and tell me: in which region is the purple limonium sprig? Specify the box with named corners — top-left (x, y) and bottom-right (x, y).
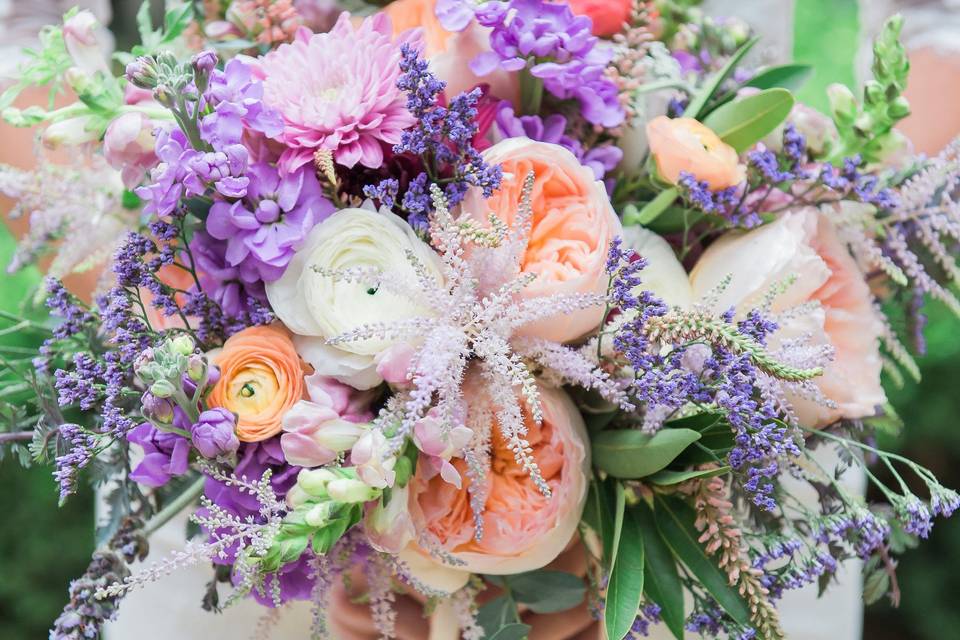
top-left (370, 44), bottom-right (501, 229)
top-left (630, 603), bottom-right (663, 637)
top-left (495, 102), bottom-right (623, 187)
top-left (463, 0), bottom-right (625, 127)
top-left (677, 171), bottom-right (754, 227)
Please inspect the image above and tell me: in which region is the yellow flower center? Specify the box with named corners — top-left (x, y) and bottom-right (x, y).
top-left (225, 364), bottom-right (279, 416)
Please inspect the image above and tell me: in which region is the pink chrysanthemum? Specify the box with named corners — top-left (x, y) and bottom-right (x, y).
top-left (259, 13), bottom-right (421, 172)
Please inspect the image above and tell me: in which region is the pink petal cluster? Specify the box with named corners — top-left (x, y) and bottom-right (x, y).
top-left (259, 13), bottom-right (421, 172)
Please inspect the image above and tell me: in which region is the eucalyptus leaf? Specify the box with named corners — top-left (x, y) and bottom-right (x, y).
top-left (703, 88), bottom-right (795, 153)
top-left (477, 595), bottom-right (517, 634)
top-left (634, 505), bottom-right (684, 640)
top-left (684, 37), bottom-right (759, 119)
top-left (745, 64), bottom-right (814, 92)
top-left (647, 466), bottom-right (731, 486)
top-left (509, 570), bottom-right (586, 614)
top-left (604, 508), bottom-right (645, 640)
top-left (593, 429), bottom-right (701, 479)
top-left (654, 496), bottom-right (751, 626)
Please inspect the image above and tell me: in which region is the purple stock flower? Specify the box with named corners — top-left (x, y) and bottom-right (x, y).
top-left (201, 58), bottom-right (284, 147)
top-left (191, 407), bottom-right (240, 458)
top-left (202, 439), bottom-right (312, 604)
top-left (495, 102), bottom-right (622, 184)
top-left (206, 162), bottom-right (333, 281)
top-left (135, 127), bottom-right (206, 217)
top-left (189, 229), bottom-right (268, 316)
top-left (127, 421), bottom-right (191, 487)
top-left (471, 0), bottom-right (625, 127)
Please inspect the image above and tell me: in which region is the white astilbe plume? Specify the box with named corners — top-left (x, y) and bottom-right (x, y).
top-left (95, 468), bottom-right (284, 602)
top-left (322, 175), bottom-right (618, 516)
top-left (0, 151), bottom-right (135, 290)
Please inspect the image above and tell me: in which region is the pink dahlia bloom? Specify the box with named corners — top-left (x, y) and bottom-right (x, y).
top-left (259, 13), bottom-right (421, 172)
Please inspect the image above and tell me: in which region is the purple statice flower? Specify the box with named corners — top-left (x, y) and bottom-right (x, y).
top-left (202, 438), bottom-right (313, 604)
top-left (495, 102), bottom-right (622, 185)
top-left (930, 485), bottom-right (960, 518)
top-left (748, 147), bottom-right (795, 184)
top-left (677, 171), bottom-right (754, 227)
top-left (126, 420), bottom-right (191, 488)
top-left (813, 508), bottom-right (890, 559)
top-left (782, 124), bottom-right (807, 166)
top-left (470, 0), bottom-right (624, 127)
top-left (44, 278), bottom-right (94, 339)
top-left (50, 551), bottom-right (130, 640)
top-left (818, 155), bottom-right (898, 210)
top-left (54, 353), bottom-right (104, 410)
top-left (630, 603), bottom-right (662, 636)
top-left (893, 494), bottom-right (934, 538)
top-left (191, 407), bottom-right (240, 459)
top-left (363, 177), bottom-right (400, 209)
top-left (206, 161), bottom-right (333, 281)
top-left (376, 44), bottom-right (501, 226)
top-left (53, 424), bottom-right (99, 503)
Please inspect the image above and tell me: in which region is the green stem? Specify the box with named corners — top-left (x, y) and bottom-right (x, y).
top-left (519, 69), bottom-right (544, 116)
top-left (144, 475), bottom-right (206, 537)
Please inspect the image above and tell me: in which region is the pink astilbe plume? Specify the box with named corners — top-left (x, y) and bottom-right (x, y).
top-left (259, 13), bottom-right (420, 173)
top-left (321, 176), bottom-right (622, 525)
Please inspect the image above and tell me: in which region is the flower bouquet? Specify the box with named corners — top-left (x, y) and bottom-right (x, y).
top-left (1, 1), bottom-right (959, 639)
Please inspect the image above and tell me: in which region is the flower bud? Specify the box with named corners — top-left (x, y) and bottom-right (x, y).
top-left (297, 468), bottom-right (337, 496)
top-left (141, 391), bottom-right (174, 424)
top-left (365, 486), bottom-right (416, 554)
top-left (41, 116), bottom-right (100, 149)
top-left (187, 354), bottom-right (207, 383)
top-left (125, 56), bottom-right (159, 90)
top-left (327, 478), bottom-right (379, 504)
top-left (63, 10), bottom-right (109, 75)
top-left (190, 407), bottom-right (240, 459)
top-left (285, 484), bottom-right (311, 509)
top-left (64, 67), bottom-right (95, 95)
top-left (103, 111), bottom-right (157, 189)
top-left (304, 502), bottom-right (334, 527)
top-left (191, 50), bottom-right (218, 94)
top-left (169, 334), bottom-right (195, 356)
top-left (149, 379), bottom-right (177, 399)
top-left (827, 83), bottom-right (857, 125)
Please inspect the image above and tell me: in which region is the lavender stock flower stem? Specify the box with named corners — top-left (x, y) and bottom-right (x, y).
top-left (144, 475), bottom-right (206, 537)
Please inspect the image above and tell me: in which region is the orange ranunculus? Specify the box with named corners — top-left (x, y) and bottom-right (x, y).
top-left (208, 325), bottom-right (307, 442)
top-left (566, 0), bottom-right (632, 37)
top-left (646, 115), bottom-right (745, 190)
top-left (400, 384), bottom-right (589, 587)
top-left (461, 138), bottom-right (623, 343)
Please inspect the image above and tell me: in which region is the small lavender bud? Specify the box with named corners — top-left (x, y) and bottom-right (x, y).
top-left (191, 50), bottom-right (218, 94)
top-left (187, 354), bottom-right (206, 383)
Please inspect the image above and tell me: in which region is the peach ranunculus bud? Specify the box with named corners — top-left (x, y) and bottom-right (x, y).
top-left (646, 115), bottom-right (746, 190)
top-left (382, 0), bottom-right (519, 103)
top-left (566, 0), bottom-right (633, 37)
top-left (461, 138), bottom-right (623, 343)
top-left (399, 384), bottom-right (590, 590)
top-left (689, 207), bottom-right (886, 427)
top-left (208, 325), bottom-right (307, 442)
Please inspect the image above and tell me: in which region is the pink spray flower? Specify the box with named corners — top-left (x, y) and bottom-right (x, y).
top-left (258, 13), bottom-right (421, 172)
top-left (413, 408), bottom-right (474, 489)
top-left (104, 112), bottom-right (158, 188)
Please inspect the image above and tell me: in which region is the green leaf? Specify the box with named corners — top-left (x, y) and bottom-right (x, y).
top-left (745, 64), bottom-right (814, 92)
top-left (665, 413), bottom-right (725, 433)
top-left (862, 565), bottom-right (890, 606)
top-left (634, 505), bottom-right (684, 640)
top-left (477, 595), bottom-right (518, 635)
top-left (647, 466), bottom-right (731, 486)
top-left (684, 37), bottom-right (759, 119)
top-left (609, 481), bottom-right (626, 564)
top-left (604, 508), bottom-right (645, 640)
top-left (654, 496), bottom-right (751, 625)
top-left (624, 188), bottom-right (678, 227)
top-left (488, 624), bottom-right (532, 640)
top-left (584, 479), bottom-right (625, 568)
top-left (136, 2), bottom-right (158, 50)
top-left (509, 570), bottom-right (586, 614)
top-left (792, 0), bottom-right (860, 112)
top-left (161, 4), bottom-right (195, 45)
top-left (703, 88), bottom-right (795, 153)
top-left (593, 429), bottom-right (702, 479)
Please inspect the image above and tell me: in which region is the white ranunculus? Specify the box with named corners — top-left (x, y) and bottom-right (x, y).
top-left (266, 206), bottom-right (442, 389)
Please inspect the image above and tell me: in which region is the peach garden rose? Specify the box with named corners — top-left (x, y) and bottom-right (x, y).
top-left (398, 383), bottom-right (590, 590)
top-left (689, 207), bottom-right (886, 427)
top-left (461, 138), bottom-right (622, 343)
top-left (207, 324), bottom-right (307, 442)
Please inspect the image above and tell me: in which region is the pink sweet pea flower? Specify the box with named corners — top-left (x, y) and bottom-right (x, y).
top-left (374, 342), bottom-right (417, 386)
top-left (104, 112), bottom-right (158, 189)
top-left (413, 409), bottom-right (474, 488)
top-left (365, 485), bottom-right (418, 553)
top-left (62, 10), bottom-right (109, 76)
top-left (350, 430), bottom-right (396, 489)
